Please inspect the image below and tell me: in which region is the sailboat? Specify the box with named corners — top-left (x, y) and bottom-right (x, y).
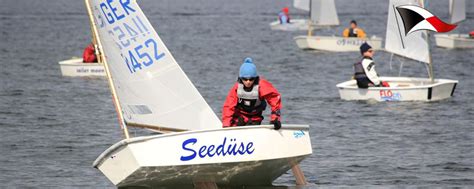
top-left (270, 0), bottom-right (339, 31)
top-left (58, 1), bottom-right (105, 77)
top-left (336, 0), bottom-right (458, 101)
top-left (294, 1), bottom-right (382, 51)
top-left (434, 0), bottom-right (474, 48)
top-left (87, 0), bottom-right (312, 187)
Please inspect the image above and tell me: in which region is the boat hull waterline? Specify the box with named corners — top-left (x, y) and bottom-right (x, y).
top-left (93, 125), bottom-right (312, 187)
top-left (58, 58), bottom-right (105, 77)
top-left (294, 36), bottom-right (383, 51)
top-left (336, 77), bottom-right (458, 101)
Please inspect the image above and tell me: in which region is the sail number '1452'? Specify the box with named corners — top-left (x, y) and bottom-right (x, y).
top-left (125, 38), bottom-right (165, 73)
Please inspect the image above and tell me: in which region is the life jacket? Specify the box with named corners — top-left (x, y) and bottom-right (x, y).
top-left (354, 59), bottom-right (367, 79)
top-left (279, 12), bottom-right (289, 24)
top-left (236, 79), bottom-right (267, 114)
top-left (348, 28), bottom-right (358, 37)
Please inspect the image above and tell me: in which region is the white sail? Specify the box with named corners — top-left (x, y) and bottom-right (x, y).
top-left (294, 0), bottom-right (310, 11)
top-left (449, 0), bottom-right (465, 24)
top-left (385, 0), bottom-right (430, 64)
top-left (310, 0), bottom-right (339, 26)
top-left (89, 0), bottom-right (221, 131)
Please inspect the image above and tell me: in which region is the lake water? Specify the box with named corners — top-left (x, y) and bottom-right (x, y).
top-left (0, 0), bottom-right (473, 188)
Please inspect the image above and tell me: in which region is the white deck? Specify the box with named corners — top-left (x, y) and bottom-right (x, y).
top-left (336, 77), bottom-right (458, 101)
top-left (58, 58), bottom-right (105, 77)
top-left (294, 36), bottom-right (383, 51)
top-left (269, 19), bottom-right (331, 31)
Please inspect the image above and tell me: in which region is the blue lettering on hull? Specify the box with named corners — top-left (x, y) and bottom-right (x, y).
top-left (337, 39), bottom-right (366, 46)
top-left (180, 137), bottom-right (255, 161)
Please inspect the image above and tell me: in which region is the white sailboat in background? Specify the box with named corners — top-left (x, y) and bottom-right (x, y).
top-left (87, 0), bottom-right (312, 187)
top-left (434, 0), bottom-right (474, 48)
top-left (270, 0), bottom-right (339, 31)
top-left (337, 0), bottom-right (458, 101)
top-left (58, 1), bottom-right (105, 77)
top-left (293, 0), bottom-right (382, 51)
top-left (58, 58), bottom-right (105, 77)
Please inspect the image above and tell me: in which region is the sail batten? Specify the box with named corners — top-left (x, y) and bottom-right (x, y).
top-left (385, 0), bottom-right (430, 64)
top-left (90, 0), bottom-right (222, 131)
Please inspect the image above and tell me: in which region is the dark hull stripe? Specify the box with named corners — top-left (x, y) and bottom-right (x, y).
top-left (427, 87), bottom-right (433, 100)
top-left (450, 83), bottom-right (457, 96)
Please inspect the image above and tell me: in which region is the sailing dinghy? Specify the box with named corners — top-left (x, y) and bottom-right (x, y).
top-left (87, 0), bottom-right (312, 187)
top-left (58, 58), bottom-right (105, 77)
top-left (58, 2), bottom-right (105, 77)
top-left (434, 0), bottom-right (474, 48)
top-left (270, 0), bottom-right (339, 31)
top-left (293, 0), bottom-right (382, 51)
top-left (336, 0), bottom-right (458, 101)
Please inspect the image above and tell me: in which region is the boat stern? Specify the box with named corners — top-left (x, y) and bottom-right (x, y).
top-left (58, 58), bottom-right (106, 77)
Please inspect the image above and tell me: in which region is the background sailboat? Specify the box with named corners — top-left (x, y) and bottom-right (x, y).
top-left (270, 0), bottom-right (339, 31)
top-left (336, 0), bottom-right (457, 101)
top-left (293, 0), bottom-right (382, 51)
top-left (434, 0), bottom-right (474, 48)
top-left (88, 0), bottom-right (312, 187)
top-left (58, 0), bottom-right (105, 77)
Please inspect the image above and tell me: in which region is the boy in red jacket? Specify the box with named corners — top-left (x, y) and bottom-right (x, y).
top-left (222, 57), bottom-right (282, 130)
top-left (82, 43), bottom-right (97, 63)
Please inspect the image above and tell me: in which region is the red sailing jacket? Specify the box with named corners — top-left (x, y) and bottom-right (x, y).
top-left (222, 78), bottom-right (281, 127)
top-left (82, 44), bottom-right (97, 63)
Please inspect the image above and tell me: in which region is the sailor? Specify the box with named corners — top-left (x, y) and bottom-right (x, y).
top-left (343, 20), bottom-right (367, 38)
top-left (469, 30), bottom-right (474, 38)
top-left (278, 7), bottom-right (291, 24)
top-left (354, 43), bottom-right (389, 88)
top-left (222, 57), bottom-right (282, 130)
top-left (82, 43), bottom-right (97, 63)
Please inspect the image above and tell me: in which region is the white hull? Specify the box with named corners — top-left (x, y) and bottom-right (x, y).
top-left (434, 34), bottom-right (474, 49)
top-left (336, 77), bottom-right (458, 101)
top-left (294, 36), bottom-right (383, 51)
top-left (93, 125), bottom-right (312, 187)
top-left (269, 19), bottom-right (330, 31)
top-left (58, 58), bottom-right (106, 77)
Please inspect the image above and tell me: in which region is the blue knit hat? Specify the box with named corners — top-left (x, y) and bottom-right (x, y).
top-left (239, 57), bottom-right (258, 78)
top-left (360, 42), bottom-right (372, 55)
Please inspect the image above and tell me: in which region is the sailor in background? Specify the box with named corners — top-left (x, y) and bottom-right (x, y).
top-left (353, 43), bottom-right (389, 88)
top-left (469, 30), bottom-right (474, 38)
top-left (278, 7), bottom-right (291, 24)
top-left (343, 20), bottom-right (366, 38)
top-left (222, 58), bottom-right (282, 130)
top-left (82, 43), bottom-right (97, 63)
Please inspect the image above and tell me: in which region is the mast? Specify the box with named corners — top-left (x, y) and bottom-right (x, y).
top-left (427, 32), bottom-right (434, 82)
top-left (421, 0), bottom-right (434, 82)
top-left (84, 0), bottom-right (130, 139)
top-left (84, 0), bottom-right (101, 63)
top-left (307, 0), bottom-right (313, 36)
